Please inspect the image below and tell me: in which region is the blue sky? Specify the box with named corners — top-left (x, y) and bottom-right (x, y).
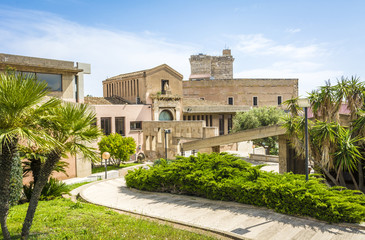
top-left (0, 0), bottom-right (364, 97)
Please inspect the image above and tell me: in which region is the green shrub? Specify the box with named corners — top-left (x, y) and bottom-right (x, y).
top-left (9, 154), bottom-right (23, 207)
top-left (24, 178), bottom-right (70, 201)
top-left (125, 152), bottom-right (365, 223)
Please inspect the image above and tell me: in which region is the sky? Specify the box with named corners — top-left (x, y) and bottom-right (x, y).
top-left (0, 0), bottom-right (364, 97)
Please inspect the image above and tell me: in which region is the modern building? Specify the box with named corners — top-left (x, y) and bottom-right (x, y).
top-left (0, 53), bottom-right (90, 103)
top-left (0, 53), bottom-right (91, 180)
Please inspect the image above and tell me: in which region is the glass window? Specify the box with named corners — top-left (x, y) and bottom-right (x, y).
top-left (130, 121), bottom-right (142, 130)
top-left (228, 97), bottom-right (233, 105)
top-left (115, 117), bottom-right (125, 136)
top-left (253, 97), bottom-right (258, 106)
top-left (219, 115), bottom-right (224, 135)
top-left (159, 110), bottom-right (173, 121)
top-left (37, 73), bottom-right (62, 91)
top-left (100, 117), bottom-right (111, 135)
top-left (278, 96), bottom-right (282, 105)
top-left (228, 114), bottom-right (233, 133)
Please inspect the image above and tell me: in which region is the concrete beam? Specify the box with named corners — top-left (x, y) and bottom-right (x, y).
top-left (182, 125), bottom-right (286, 151)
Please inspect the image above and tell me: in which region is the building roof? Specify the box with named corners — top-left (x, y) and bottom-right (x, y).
top-left (84, 96), bottom-right (130, 105)
top-left (104, 64), bottom-right (183, 82)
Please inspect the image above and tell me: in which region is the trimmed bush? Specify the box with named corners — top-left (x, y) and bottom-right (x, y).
top-left (126, 153), bottom-right (365, 223)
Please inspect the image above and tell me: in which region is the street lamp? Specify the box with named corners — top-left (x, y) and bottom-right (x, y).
top-left (164, 129), bottom-right (171, 160)
top-left (298, 98), bottom-right (310, 181)
top-left (102, 152), bottom-right (110, 180)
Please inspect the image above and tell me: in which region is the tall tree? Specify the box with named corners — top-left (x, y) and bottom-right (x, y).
top-left (283, 76), bottom-right (365, 190)
top-left (21, 102), bottom-right (101, 239)
top-left (232, 106), bottom-right (285, 154)
top-left (0, 72), bottom-right (58, 240)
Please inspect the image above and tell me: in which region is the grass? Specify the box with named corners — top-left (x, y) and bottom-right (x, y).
top-left (67, 181), bottom-right (95, 191)
top-left (5, 198), bottom-right (217, 240)
top-left (92, 162), bottom-right (139, 174)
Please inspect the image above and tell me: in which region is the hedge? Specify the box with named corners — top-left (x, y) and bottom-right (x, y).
top-left (125, 153), bottom-right (365, 223)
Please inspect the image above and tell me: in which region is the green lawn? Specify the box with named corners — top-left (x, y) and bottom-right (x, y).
top-left (67, 181), bottom-right (95, 191)
top-left (5, 198), bottom-right (217, 239)
top-left (92, 162), bottom-right (139, 174)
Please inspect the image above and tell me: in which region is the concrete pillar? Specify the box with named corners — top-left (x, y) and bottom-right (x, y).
top-left (278, 135), bottom-right (288, 174)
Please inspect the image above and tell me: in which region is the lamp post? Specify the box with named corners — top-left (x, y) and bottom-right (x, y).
top-left (298, 98), bottom-right (310, 181)
top-left (164, 129), bottom-right (171, 160)
top-left (102, 152), bottom-right (110, 180)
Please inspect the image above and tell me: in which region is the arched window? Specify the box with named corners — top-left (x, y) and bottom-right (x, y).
top-left (159, 110), bottom-right (173, 121)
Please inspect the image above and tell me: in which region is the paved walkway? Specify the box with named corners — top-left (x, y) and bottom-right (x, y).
top-left (79, 178), bottom-right (365, 240)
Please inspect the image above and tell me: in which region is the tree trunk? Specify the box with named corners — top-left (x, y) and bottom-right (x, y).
top-left (0, 139), bottom-right (17, 240)
top-left (349, 169), bottom-right (359, 190)
top-left (322, 168), bottom-right (339, 186)
top-left (30, 158), bottom-right (42, 185)
top-left (21, 150), bottom-right (61, 240)
top-left (358, 161), bottom-right (364, 192)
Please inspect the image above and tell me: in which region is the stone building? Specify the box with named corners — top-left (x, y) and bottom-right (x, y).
top-left (0, 53), bottom-right (91, 180)
top-left (189, 49), bottom-right (234, 80)
top-left (101, 50), bottom-right (299, 160)
top-left (184, 49), bottom-right (298, 108)
top-left (102, 64), bottom-right (183, 121)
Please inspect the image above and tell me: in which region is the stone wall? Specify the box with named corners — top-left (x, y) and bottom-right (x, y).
top-left (189, 49), bottom-right (234, 80)
top-left (183, 78), bottom-right (298, 107)
top-left (142, 121), bottom-right (218, 160)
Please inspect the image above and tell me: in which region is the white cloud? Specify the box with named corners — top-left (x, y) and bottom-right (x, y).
top-left (287, 28), bottom-right (301, 33)
top-left (235, 34), bottom-right (325, 59)
top-left (0, 8), bottom-right (196, 97)
top-left (230, 33), bottom-right (341, 95)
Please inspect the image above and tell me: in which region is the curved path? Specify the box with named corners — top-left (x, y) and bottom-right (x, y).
top-left (80, 178), bottom-right (365, 240)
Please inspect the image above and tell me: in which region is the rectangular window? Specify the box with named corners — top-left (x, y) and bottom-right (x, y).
top-left (205, 115), bottom-right (209, 126)
top-left (219, 115), bottom-right (224, 135)
top-left (115, 117), bottom-right (125, 136)
top-left (183, 115), bottom-right (186, 121)
top-left (146, 136), bottom-right (150, 151)
top-left (228, 114), bottom-right (233, 133)
top-left (253, 96), bottom-right (258, 106)
top-left (192, 115), bottom-right (195, 120)
top-left (188, 116), bottom-right (191, 120)
top-left (197, 115), bottom-right (200, 120)
top-left (75, 75), bottom-right (78, 102)
top-left (228, 97), bottom-right (233, 105)
top-left (130, 121), bottom-right (142, 130)
top-left (19, 71), bottom-right (62, 92)
top-left (100, 117), bottom-right (111, 135)
top-left (278, 96), bottom-right (282, 106)
top-left (210, 115), bottom-right (213, 127)
top-left (200, 97), bottom-right (205, 100)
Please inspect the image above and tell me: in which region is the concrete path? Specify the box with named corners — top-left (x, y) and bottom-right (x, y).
top-left (80, 178), bottom-right (365, 240)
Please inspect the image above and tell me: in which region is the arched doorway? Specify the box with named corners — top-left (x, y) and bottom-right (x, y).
top-left (159, 110), bottom-right (173, 121)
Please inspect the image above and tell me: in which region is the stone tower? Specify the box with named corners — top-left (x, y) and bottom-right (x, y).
top-left (189, 49), bottom-right (234, 80)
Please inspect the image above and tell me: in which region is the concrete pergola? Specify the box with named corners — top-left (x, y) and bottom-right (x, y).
top-left (182, 125), bottom-right (305, 174)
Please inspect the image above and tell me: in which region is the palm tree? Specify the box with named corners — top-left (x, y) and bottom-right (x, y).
top-left (283, 76), bottom-right (365, 190)
top-left (21, 102), bottom-right (101, 239)
top-left (0, 72), bottom-right (58, 240)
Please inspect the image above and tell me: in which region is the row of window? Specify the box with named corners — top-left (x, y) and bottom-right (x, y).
top-left (99, 117), bottom-right (142, 136)
top-left (106, 79), bottom-right (139, 98)
top-left (16, 71), bottom-right (62, 91)
top-left (183, 115), bottom-right (213, 127)
top-left (225, 96), bottom-right (283, 106)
